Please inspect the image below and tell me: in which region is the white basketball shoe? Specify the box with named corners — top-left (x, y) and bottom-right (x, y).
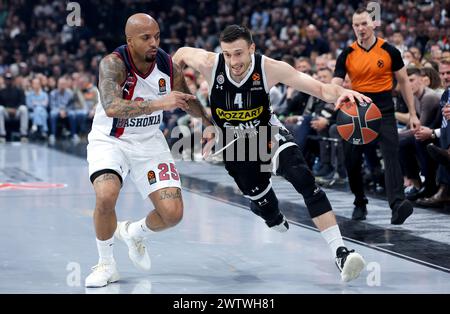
top-left (269, 214), bottom-right (290, 233)
top-left (85, 261), bottom-right (120, 288)
top-left (335, 246), bottom-right (366, 282)
top-left (115, 221), bottom-right (151, 271)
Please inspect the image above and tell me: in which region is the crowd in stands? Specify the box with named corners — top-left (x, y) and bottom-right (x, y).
top-left (0, 0), bottom-right (449, 206)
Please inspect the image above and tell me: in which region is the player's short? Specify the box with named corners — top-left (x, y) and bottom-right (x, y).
top-left (87, 131), bottom-right (181, 199)
top-left (225, 160), bottom-right (272, 199)
top-left (224, 127), bottom-right (297, 198)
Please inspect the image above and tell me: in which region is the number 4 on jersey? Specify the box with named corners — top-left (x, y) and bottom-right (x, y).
top-left (234, 93), bottom-right (243, 109)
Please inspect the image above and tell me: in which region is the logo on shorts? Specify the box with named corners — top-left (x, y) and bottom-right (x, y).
top-left (258, 198), bottom-right (268, 206)
top-left (158, 78), bottom-right (166, 93)
top-left (147, 171), bottom-right (157, 185)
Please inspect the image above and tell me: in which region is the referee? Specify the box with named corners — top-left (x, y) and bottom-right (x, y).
top-left (331, 8), bottom-right (420, 224)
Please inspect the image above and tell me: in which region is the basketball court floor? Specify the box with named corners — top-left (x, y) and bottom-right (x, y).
top-left (1, 142), bottom-right (449, 294)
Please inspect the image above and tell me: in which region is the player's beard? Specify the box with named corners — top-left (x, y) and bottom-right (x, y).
top-left (145, 49), bottom-right (157, 62)
top-left (145, 55), bottom-right (156, 62)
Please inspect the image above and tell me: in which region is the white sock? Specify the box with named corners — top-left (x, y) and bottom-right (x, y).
top-left (320, 225), bottom-right (345, 258)
top-left (128, 217), bottom-right (152, 239)
top-left (96, 237), bottom-right (114, 264)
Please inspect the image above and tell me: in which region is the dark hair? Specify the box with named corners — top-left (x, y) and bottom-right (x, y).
top-left (353, 7), bottom-right (370, 15)
top-left (297, 57), bottom-right (312, 65)
top-left (406, 66), bottom-right (421, 77)
top-left (424, 59), bottom-right (439, 72)
top-left (282, 55), bottom-right (296, 67)
top-left (441, 58), bottom-right (450, 66)
top-left (220, 25), bottom-right (253, 45)
top-left (420, 67), bottom-right (442, 89)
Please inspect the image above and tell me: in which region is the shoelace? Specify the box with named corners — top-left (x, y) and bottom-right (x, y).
top-left (337, 248), bottom-right (355, 260)
top-left (336, 248), bottom-right (356, 271)
top-left (342, 248), bottom-right (355, 256)
top-left (91, 263), bottom-right (113, 272)
top-left (134, 239), bottom-right (145, 255)
top-left (123, 222), bottom-right (146, 255)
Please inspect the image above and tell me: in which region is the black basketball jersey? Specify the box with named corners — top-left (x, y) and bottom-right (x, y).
top-left (209, 53), bottom-right (290, 162)
top-left (209, 53), bottom-right (274, 138)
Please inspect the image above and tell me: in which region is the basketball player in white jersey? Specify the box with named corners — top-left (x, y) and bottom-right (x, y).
top-left (173, 25), bottom-right (371, 282)
top-left (85, 14), bottom-right (210, 288)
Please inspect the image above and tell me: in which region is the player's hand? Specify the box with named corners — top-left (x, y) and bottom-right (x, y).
top-left (414, 126), bottom-right (432, 141)
top-left (335, 90), bottom-right (372, 110)
top-left (202, 125), bottom-right (217, 160)
top-left (409, 114), bottom-right (421, 132)
top-left (161, 91), bottom-right (196, 111)
top-left (442, 104), bottom-right (450, 120)
top-left (311, 117), bottom-right (328, 131)
top-left (284, 115), bottom-right (299, 124)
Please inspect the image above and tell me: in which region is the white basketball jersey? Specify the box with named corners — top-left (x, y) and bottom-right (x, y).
top-left (90, 45), bottom-right (173, 146)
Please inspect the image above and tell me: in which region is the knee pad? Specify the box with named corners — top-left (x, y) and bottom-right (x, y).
top-left (277, 146), bottom-right (332, 218)
top-left (249, 188), bottom-right (282, 227)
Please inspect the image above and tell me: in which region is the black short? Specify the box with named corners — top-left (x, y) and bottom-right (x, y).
top-left (224, 127), bottom-right (297, 197)
top-left (224, 160), bottom-right (272, 198)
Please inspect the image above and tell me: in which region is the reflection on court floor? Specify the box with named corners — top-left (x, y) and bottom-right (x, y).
top-left (0, 143), bottom-right (449, 293)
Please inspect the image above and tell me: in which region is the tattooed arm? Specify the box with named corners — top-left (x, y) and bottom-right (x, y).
top-left (172, 62), bottom-right (212, 126)
top-left (99, 54), bottom-right (194, 118)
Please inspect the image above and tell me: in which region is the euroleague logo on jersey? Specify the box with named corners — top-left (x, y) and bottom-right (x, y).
top-left (158, 78), bottom-right (166, 93)
top-left (147, 170), bottom-right (157, 185)
top-left (252, 72), bottom-right (261, 86)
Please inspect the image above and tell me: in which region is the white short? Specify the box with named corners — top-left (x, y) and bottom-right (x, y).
top-left (87, 132), bottom-right (181, 199)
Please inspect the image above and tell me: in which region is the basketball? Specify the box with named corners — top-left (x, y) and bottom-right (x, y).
top-left (336, 100), bottom-right (382, 145)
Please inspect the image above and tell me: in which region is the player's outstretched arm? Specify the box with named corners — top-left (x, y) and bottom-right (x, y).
top-left (99, 54), bottom-right (194, 118)
top-left (172, 47), bottom-right (216, 84)
top-left (264, 57), bottom-right (371, 107)
top-left (172, 62), bottom-right (212, 126)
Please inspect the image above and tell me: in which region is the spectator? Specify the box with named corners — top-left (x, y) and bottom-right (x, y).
top-left (0, 73), bottom-right (28, 142)
top-left (72, 74), bottom-right (98, 139)
top-left (26, 77), bottom-right (48, 138)
top-left (49, 77), bottom-right (74, 145)
top-left (416, 58), bottom-right (450, 207)
top-left (420, 66), bottom-right (443, 92)
top-left (295, 57), bottom-right (313, 74)
top-left (302, 24), bottom-right (330, 57)
top-left (399, 67), bottom-right (441, 201)
top-left (392, 31), bottom-right (408, 57)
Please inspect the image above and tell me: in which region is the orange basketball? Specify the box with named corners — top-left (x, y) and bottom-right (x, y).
top-left (336, 100), bottom-right (382, 145)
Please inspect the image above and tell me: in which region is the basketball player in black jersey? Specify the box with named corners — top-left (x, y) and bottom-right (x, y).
top-left (173, 25), bottom-right (370, 282)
